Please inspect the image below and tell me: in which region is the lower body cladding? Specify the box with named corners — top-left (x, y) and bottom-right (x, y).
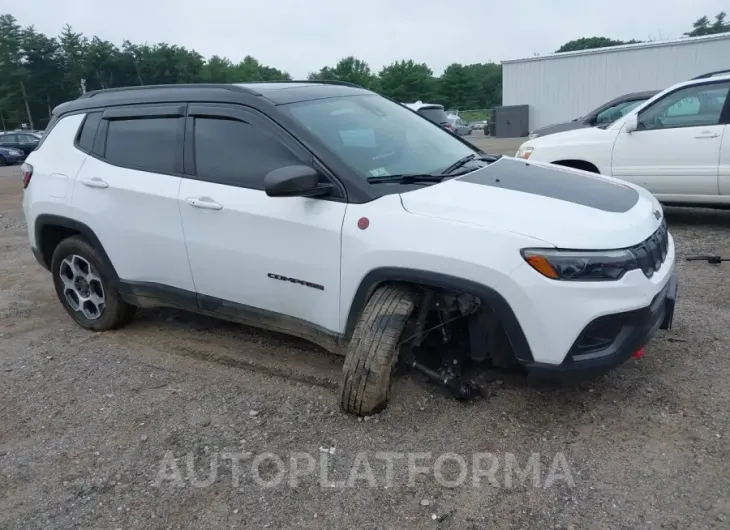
top-left (522, 272), bottom-right (677, 383)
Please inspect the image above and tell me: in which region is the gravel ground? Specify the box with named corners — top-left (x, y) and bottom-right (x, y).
top-left (1, 159), bottom-right (729, 529)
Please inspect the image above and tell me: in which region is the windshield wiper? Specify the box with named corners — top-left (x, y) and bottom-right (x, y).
top-left (366, 173), bottom-right (445, 185)
top-left (441, 154), bottom-right (476, 174)
top-left (441, 153), bottom-right (501, 175)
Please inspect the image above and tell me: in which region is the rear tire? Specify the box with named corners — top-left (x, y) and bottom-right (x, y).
top-left (0, 156), bottom-right (6, 167)
top-left (51, 236), bottom-right (136, 331)
top-left (340, 284), bottom-right (416, 416)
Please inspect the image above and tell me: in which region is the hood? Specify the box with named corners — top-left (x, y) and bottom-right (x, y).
top-left (526, 124), bottom-right (619, 148)
top-left (399, 157), bottom-right (663, 249)
top-left (529, 119), bottom-right (589, 138)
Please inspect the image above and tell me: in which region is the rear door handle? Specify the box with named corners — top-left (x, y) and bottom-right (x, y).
top-left (695, 132), bottom-right (719, 139)
top-left (80, 177), bottom-right (109, 189)
top-left (185, 197), bottom-right (223, 210)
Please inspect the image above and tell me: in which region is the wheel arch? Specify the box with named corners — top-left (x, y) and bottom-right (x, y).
top-left (343, 267), bottom-right (534, 362)
top-left (34, 214), bottom-right (119, 282)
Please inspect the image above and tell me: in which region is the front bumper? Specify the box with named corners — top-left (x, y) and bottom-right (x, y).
top-left (524, 271), bottom-right (677, 383)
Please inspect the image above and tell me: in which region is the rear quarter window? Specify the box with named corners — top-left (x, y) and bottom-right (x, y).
top-left (75, 112), bottom-right (103, 152)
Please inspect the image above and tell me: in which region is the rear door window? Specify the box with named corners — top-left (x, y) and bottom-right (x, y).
top-left (104, 117), bottom-right (179, 174)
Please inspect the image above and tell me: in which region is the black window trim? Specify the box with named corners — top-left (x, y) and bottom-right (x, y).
top-left (89, 103), bottom-right (186, 176)
top-left (102, 104), bottom-right (186, 120)
top-left (636, 79), bottom-right (730, 132)
top-left (183, 103), bottom-right (347, 201)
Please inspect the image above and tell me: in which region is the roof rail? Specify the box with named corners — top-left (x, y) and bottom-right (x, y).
top-left (691, 69), bottom-right (730, 80)
top-left (77, 83), bottom-right (260, 99)
top-left (241, 79), bottom-right (364, 89)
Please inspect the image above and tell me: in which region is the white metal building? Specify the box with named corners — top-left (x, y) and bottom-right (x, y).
top-left (502, 33), bottom-right (730, 132)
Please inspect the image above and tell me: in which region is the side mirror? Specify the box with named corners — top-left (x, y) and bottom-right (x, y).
top-left (585, 114), bottom-right (598, 125)
top-left (623, 114), bottom-right (638, 133)
top-left (263, 165), bottom-right (333, 198)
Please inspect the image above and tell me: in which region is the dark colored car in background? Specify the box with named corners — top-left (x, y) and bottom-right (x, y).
top-left (0, 131), bottom-right (41, 157)
top-left (527, 90), bottom-right (660, 139)
top-left (0, 146), bottom-right (25, 166)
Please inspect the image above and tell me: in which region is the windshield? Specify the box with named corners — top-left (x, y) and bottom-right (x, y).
top-left (281, 94), bottom-right (478, 180)
top-left (595, 99), bottom-right (649, 126)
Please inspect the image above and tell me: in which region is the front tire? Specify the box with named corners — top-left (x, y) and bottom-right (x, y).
top-left (340, 284), bottom-right (416, 416)
top-left (51, 236), bottom-right (136, 331)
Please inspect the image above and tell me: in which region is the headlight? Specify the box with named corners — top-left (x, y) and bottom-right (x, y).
top-left (521, 248), bottom-right (638, 281)
top-left (9, 149), bottom-right (22, 156)
top-left (515, 146), bottom-right (534, 159)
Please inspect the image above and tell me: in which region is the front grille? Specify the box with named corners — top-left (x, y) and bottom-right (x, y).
top-left (629, 218), bottom-right (669, 278)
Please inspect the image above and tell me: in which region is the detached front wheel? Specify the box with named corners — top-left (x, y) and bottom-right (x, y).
top-left (340, 284), bottom-right (416, 416)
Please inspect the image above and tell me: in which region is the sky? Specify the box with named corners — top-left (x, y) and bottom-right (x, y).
top-left (2, 0), bottom-right (727, 78)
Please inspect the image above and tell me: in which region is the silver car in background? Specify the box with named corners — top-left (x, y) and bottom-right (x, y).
top-left (447, 116), bottom-right (472, 136)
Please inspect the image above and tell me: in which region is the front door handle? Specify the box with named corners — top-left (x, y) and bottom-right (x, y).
top-left (695, 132), bottom-right (719, 139)
top-left (80, 177), bottom-right (109, 189)
top-left (186, 197), bottom-right (223, 210)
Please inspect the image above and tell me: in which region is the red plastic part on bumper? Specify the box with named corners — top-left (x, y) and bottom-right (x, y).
top-left (632, 348), bottom-right (645, 359)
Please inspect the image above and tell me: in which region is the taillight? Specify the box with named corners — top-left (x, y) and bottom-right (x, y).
top-left (21, 162), bottom-right (33, 189)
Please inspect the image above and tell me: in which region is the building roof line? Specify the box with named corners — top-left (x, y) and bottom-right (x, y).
top-left (501, 32), bottom-right (730, 65)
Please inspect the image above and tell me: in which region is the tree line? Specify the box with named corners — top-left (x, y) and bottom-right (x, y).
top-left (556, 11), bottom-right (729, 52)
top-left (0, 11), bottom-right (727, 131)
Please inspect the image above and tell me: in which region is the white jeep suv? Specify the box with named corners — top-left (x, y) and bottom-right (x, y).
top-left (22, 81), bottom-right (677, 417)
top-left (516, 70), bottom-right (730, 206)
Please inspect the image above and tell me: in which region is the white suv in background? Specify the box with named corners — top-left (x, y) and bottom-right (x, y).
top-left (516, 71), bottom-right (730, 206)
top-left (403, 101), bottom-right (457, 132)
top-left (22, 81), bottom-right (677, 417)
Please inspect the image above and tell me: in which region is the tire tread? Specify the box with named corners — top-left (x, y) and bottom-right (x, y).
top-left (340, 284), bottom-right (416, 416)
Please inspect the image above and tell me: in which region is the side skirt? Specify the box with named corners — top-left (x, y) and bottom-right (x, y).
top-left (116, 281), bottom-right (346, 356)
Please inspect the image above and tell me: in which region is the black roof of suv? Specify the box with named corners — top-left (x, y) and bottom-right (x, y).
top-left (57, 81), bottom-right (371, 114)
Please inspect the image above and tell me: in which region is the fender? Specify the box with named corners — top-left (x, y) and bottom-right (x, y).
top-left (343, 267), bottom-right (534, 362)
top-left (34, 214), bottom-right (120, 283)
